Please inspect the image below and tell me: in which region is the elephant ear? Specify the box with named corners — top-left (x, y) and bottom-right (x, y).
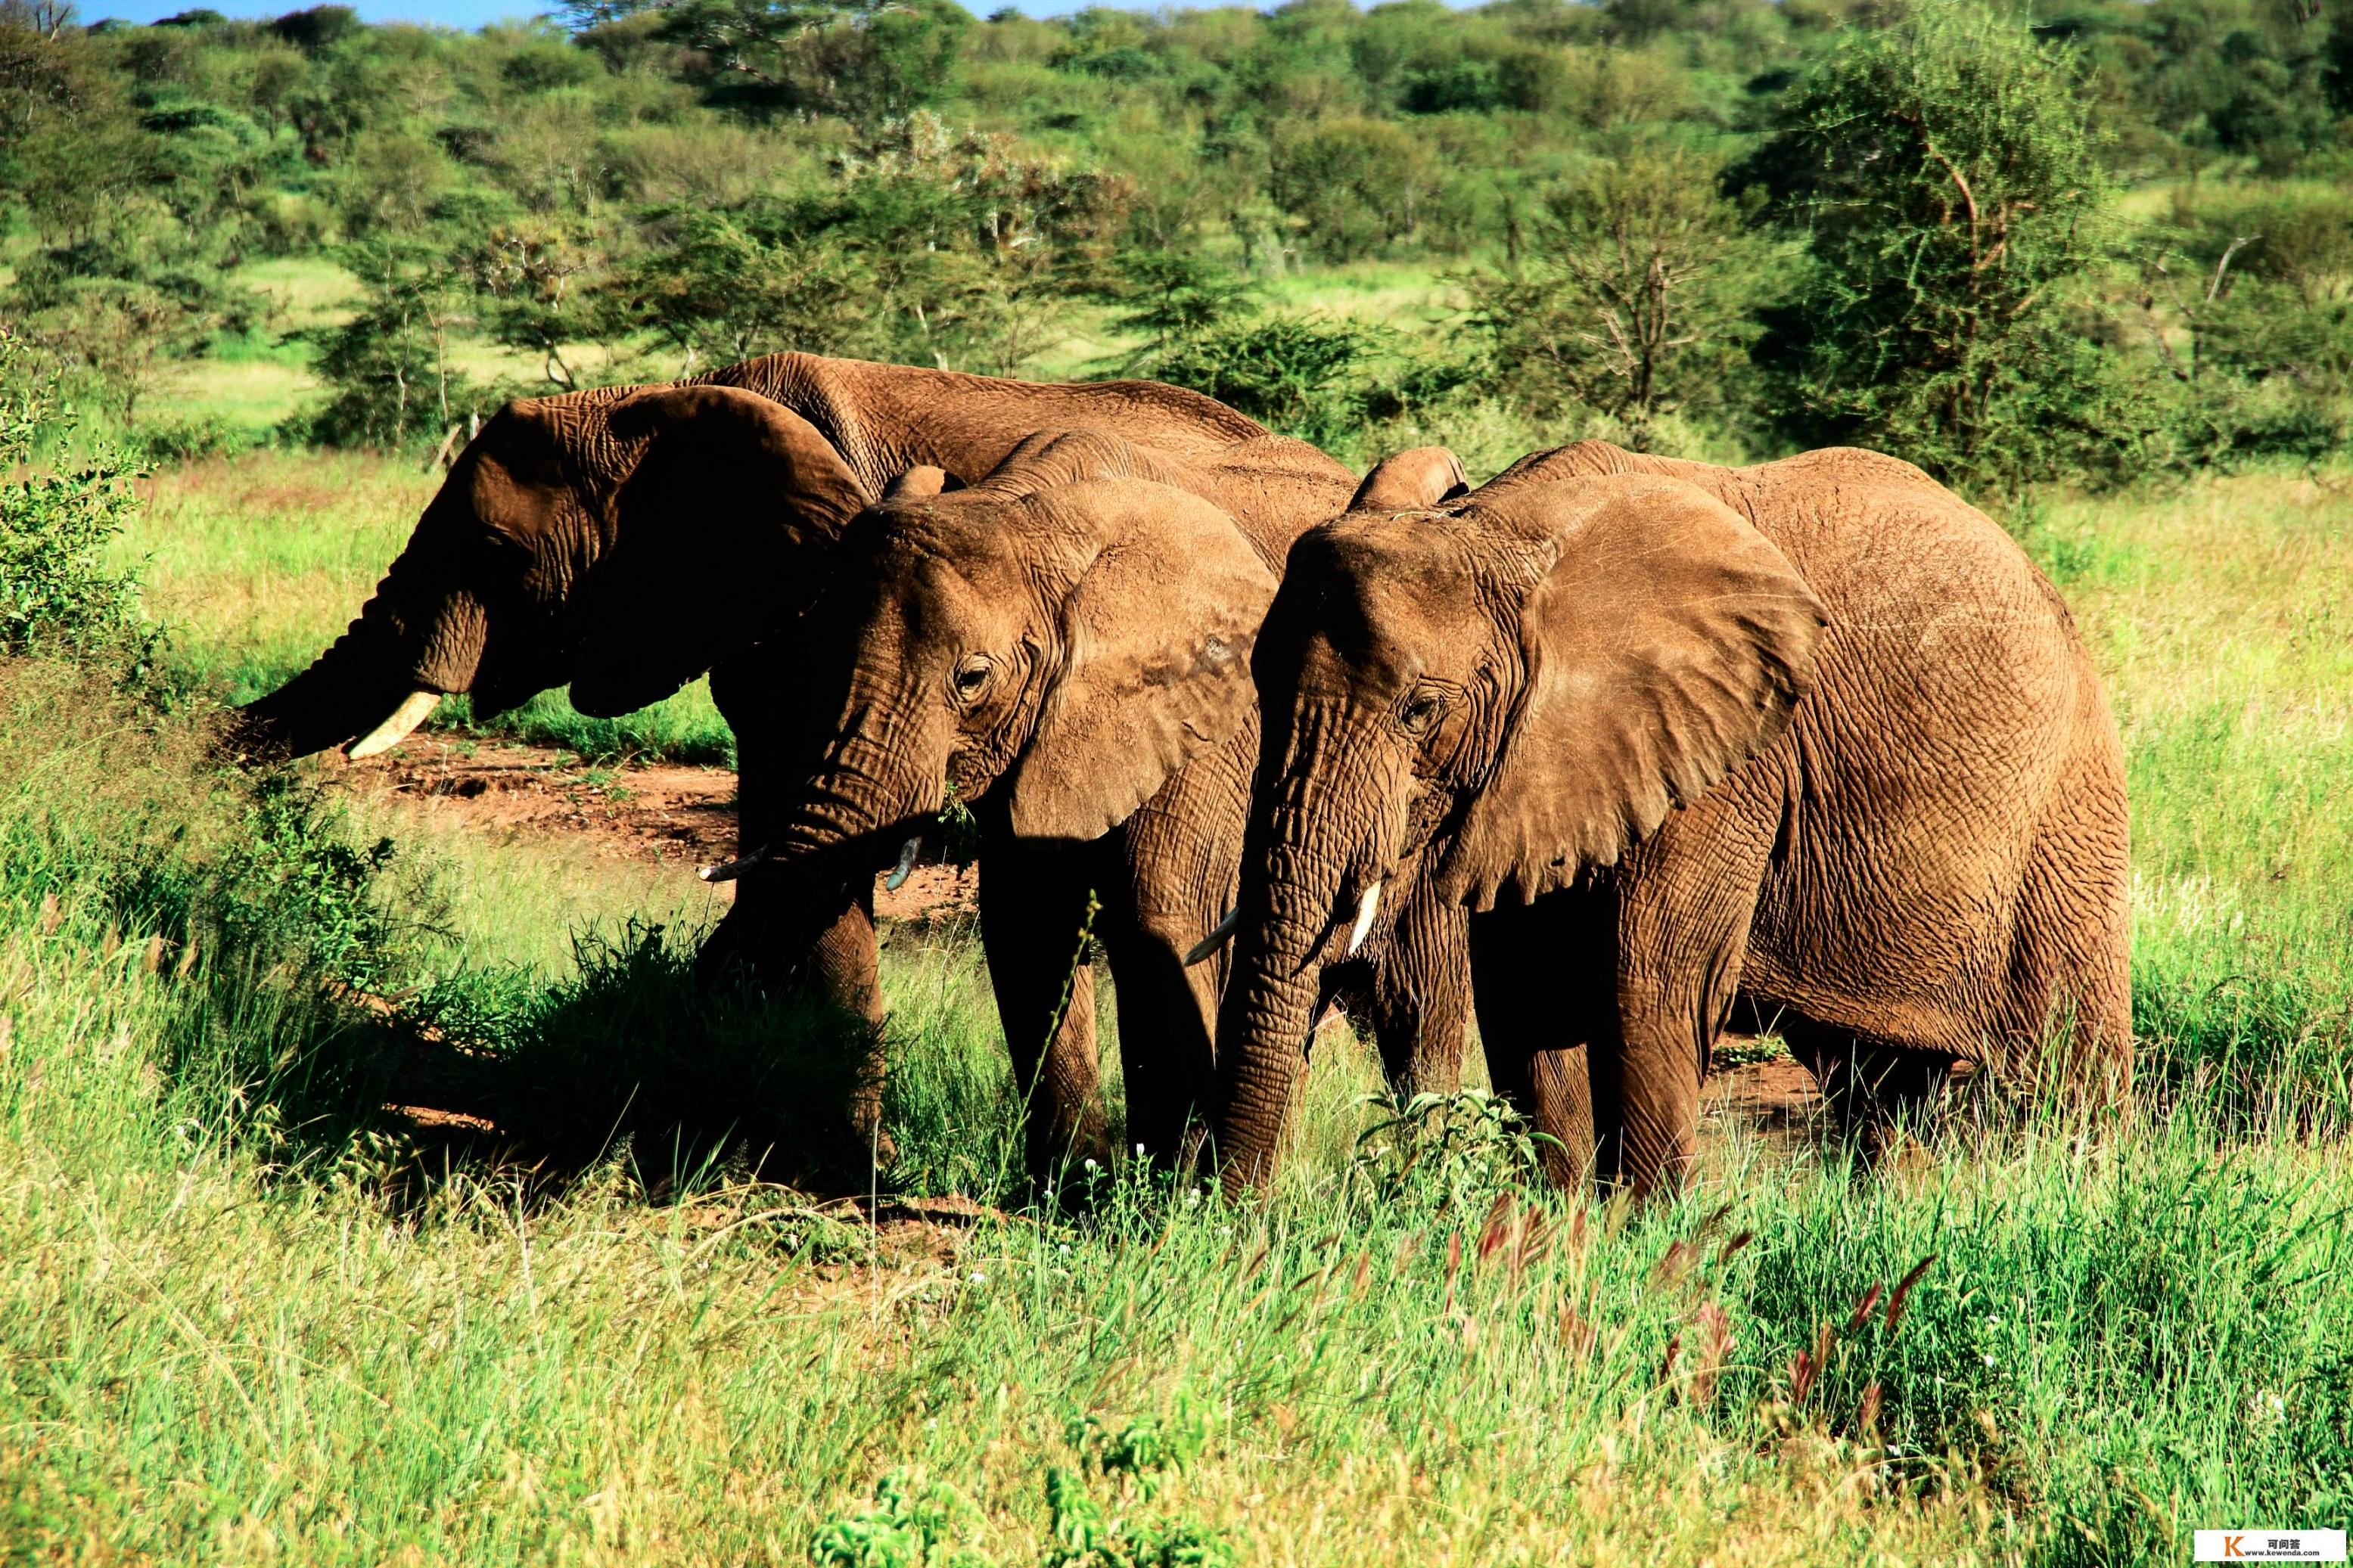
top-left (1006, 480), bottom-right (1278, 844)
top-left (1437, 474), bottom-right (1828, 910)
top-left (566, 384), bottom-right (872, 718)
top-left (1351, 447), bottom-right (1467, 511)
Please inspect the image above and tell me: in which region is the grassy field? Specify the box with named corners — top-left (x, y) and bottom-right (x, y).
top-left (11, 411), bottom-right (2353, 1561)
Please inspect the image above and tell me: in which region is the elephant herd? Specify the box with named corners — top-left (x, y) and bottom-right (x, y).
top-left (235, 352), bottom-right (2131, 1200)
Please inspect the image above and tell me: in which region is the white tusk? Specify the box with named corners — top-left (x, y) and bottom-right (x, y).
top-left (698, 845), bottom-right (768, 883)
top-left (884, 836), bottom-right (922, 892)
top-left (1346, 881), bottom-right (1383, 956)
top-left (1184, 907), bottom-right (1239, 967)
top-left (346, 690), bottom-right (441, 760)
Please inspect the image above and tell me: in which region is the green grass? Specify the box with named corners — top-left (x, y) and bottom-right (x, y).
top-left (18, 384), bottom-right (2353, 1559)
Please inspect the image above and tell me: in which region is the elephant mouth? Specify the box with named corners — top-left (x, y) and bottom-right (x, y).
top-left (702, 821), bottom-right (930, 890)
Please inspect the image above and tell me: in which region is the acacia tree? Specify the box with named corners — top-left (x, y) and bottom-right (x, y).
top-left (1462, 147), bottom-right (1767, 447)
top-left (1751, 2), bottom-right (2154, 491)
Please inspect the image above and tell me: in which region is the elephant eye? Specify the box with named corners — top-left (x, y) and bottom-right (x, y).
top-left (952, 656), bottom-right (993, 701)
top-left (1399, 691), bottom-right (1444, 734)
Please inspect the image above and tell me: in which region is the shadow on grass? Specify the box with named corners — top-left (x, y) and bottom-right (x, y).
top-left (195, 920), bottom-right (1020, 1215)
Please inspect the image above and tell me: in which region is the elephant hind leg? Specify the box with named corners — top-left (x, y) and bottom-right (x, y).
top-left (1780, 1017), bottom-right (1956, 1166)
top-left (2005, 744), bottom-right (2134, 1104)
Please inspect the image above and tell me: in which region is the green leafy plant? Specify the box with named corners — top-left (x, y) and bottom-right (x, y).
top-left (0, 330), bottom-right (155, 673)
top-left (1347, 1087), bottom-right (1549, 1212)
top-left (1745, 1), bottom-right (2160, 492)
top-left (810, 1467), bottom-right (995, 1568)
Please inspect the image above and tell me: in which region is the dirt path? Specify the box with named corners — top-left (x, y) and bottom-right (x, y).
top-left (352, 733), bottom-right (978, 920)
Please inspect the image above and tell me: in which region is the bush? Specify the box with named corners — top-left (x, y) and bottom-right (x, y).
top-left (1459, 146), bottom-right (1774, 452)
top-left (1745, 2), bottom-right (2161, 493)
top-left (0, 331), bottom-right (154, 672)
top-left (1135, 311), bottom-right (1472, 452)
top-left (302, 240), bottom-right (476, 449)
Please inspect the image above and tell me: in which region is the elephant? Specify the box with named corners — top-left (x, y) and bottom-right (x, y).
top-left (1207, 439), bottom-right (2132, 1197)
top-left (731, 427), bottom-right (1477, 1181)
top-left (232, 352), bottom-right (1285, 1150)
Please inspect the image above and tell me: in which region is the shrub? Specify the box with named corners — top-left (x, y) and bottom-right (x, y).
top-left (1744, 2), bottom-right (2160, 493)
top-left (1459, 146), bottom-right (1775, 451)
top-left (0, 331), bottom-right (154, 672)
top-left (1135, 311), bottom-right (1472, 451)
top-left (302, 240), bottom-right (476, 449)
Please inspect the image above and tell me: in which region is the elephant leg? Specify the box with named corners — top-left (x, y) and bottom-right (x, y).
top-left (1369, 875), bottom-right (1474, 1098)
top-left (978, 839), bottom-right (1110, 1188)
top-left (1600, 805), bottom-right (1776, 1197)
top-left (698, 869), bottom-right (895, 1165)
top-left (1470, 890), bottom-right (1613, 1190)
top-left (1096, 781), bottom-right (1232, 1171)
top-left (1783, 1022), bottom-right (1955, 1164)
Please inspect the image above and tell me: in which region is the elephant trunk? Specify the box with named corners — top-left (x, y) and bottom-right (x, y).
top-left (767, 718), bottom-right (944, 870)
top-left (232, 547), bottom-right (489, 761)
top-left (1214, 765), bottom-right (1381, 1196)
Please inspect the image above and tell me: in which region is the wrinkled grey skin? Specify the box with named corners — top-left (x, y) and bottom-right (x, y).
top-left (1214, 442), bottom-right (2132, 1197)
top-left (739, 430), bottom-right (1477, 1181)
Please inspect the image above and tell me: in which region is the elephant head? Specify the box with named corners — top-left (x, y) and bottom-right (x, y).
top-left (235, 383), bottom-right (871, 759)
top-left (1211, 453), bottom-right (1829, 1192)
top-left (754, 430), bottom-right (1278, 873)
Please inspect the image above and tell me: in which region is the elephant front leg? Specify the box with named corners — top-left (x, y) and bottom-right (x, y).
top-left (699, 868), bottom-right (895, 1164)
top-left (1470, 893), bottom-right (1611, 1190)
top-left (1098, 806), bottom-right (1232, 1172)
top-left (1368, 876), bottom-right (1473, 1099)
top-left (978, 839), bottom-right (1111, 1189)
top-left (1599, 810), bottom-right (1774, 1197)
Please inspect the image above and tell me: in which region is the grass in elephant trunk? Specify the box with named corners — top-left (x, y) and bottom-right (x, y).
top-left (17, 446), bottom-right (2353, 1560)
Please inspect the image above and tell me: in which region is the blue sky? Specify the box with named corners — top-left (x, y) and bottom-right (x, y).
top-left (89, 0), bottom-right (1102, 26)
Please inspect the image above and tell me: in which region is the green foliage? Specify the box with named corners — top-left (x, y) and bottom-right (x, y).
top-left (1347, 1088), bottom-right (1549, 1212)
top-left (1747, 2), bottom-right (2155, 491)
top-left (2134, 184), bottom-right (2353, 467)
top-left (1134, 311), bottom-right (1470, 450)
top-left (303, 240), bottom-right (477, 447)
top-left (812, 1469), bottom-right (993, 1568)
top-left (1094, 248), bottom-right (1257, 368)
top-left (0, 333), bottom-right (154, 669)
top-left (642, 0), bottom-right (968, 126)
top-left (11, 0), bottom-right (2353, 474)
top-left (1461, 145), bottom-right (1773, 448)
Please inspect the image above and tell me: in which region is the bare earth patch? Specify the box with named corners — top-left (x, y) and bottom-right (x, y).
top-left (334, 732), bottom-right (978, 920)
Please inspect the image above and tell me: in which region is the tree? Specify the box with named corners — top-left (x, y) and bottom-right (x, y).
top-left (617, 0), bottom-right (968, 126)
top-left (1461, 147), bottom-right (1769, 446)
top-left (1746, 2), bottom-right (2153, 491)
top-left (609, 207), bottom-right (869, 373)
top-left (1268, 116), bottom-right (1438, 262)
top-left (306, 241), bottom-right (474, 447)
top-left (1096, 248), bottom-right (1256, 368)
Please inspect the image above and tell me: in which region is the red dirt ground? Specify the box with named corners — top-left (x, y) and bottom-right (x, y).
top-left (347, 732), bottom-right (978, 919)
